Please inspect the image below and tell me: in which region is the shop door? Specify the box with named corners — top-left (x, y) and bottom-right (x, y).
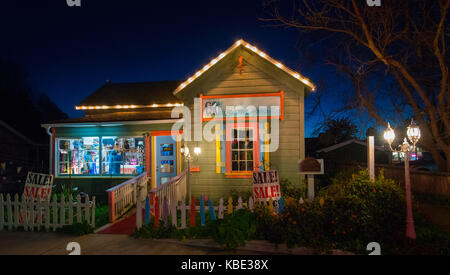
top-left (155, 136), bottom-right (178, 187)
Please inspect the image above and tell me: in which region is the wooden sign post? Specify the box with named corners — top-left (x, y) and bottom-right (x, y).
top-left (299, 158), bottom-right (324, 201)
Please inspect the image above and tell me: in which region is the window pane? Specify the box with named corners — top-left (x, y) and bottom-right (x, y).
top-left (160, 144), bottom-right (174, 156)
top-left (160, 160), bottom-right (174, 173)
top-left (232, 151), bottom-right (239, 161)
top-left (57, 138), bottom-right (99, 175)
top-left (247, 161), bottom-right (254, 171)
top-left (232, 161), bottom-right (238, 171)
top-left (102, 137), bottom-right (145, 175)
top-left (239, 161), bottom-right (246, 171)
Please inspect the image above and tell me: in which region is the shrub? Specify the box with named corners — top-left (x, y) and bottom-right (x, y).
top-left (57, 220), bottom-right (94, 236)
top-left (254, 170), bottom-right (406, 253)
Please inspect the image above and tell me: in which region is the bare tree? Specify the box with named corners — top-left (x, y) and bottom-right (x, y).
top-left (262, 0), bottom-right (450, 171)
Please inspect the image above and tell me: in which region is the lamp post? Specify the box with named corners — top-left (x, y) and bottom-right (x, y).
top-left (384, 119), bottom-right (421, 240)
top-left (181, 144), bottom-right (201, 204)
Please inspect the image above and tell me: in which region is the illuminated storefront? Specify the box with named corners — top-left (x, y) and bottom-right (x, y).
top-left (42, 39), bottom-right (315, 201)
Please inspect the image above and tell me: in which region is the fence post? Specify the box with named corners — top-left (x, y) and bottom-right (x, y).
top-left (91, 196), bottom-right (96, 228)
top-left (37, 196), bottom-right (42, 230)
top-left (45, 199), bottom-right (50, 232)
top-left (60, 194), bottom-right (65, 227)
top-left (13, 194), bottom-right (19, 230)
top-left (181, 196), bottom-right (186, 229)
top-left (22, 195), bottom-right (28, 231)
top-left (68, 195), bottom-right (73, 225)
top-left (208, 200), bottom-right (216, 221)
top-left (108, 191), bottom-right (115, 223)
top-left (190, 196), bottom-right (196, 228)
top-left (163, 196), bottom-right (168, 228)
top-left (237, 197), bottom-right (243, 210)
top-left (248, 197), bottom-right (254, 212)
top-left (227, 197), bottom-right (233, 215)
top-left (0, 194), bottom-right (3, 231)
top-left (85, 195), bottom-right (90, 224)
top-left (52, 195), bottom-right (58, 231)
top-left (200, 195), bottom-right (205, 226)
top-left (278, 197), bottom-right (284, 214)
top-left (218, 198), bottom-right (224, 219)
top-left (145, 196), bottom-right (150, 226)
top-left (6, 194), bottom-right (12, 231)
top-left (136, 194), bottom-right (143, 229)
top-left (171, 199), bottom-right (177, 228)
top-left (154, 196), bottom-right (160, 228)
top-left (76, 194), bottom-right (82, 224)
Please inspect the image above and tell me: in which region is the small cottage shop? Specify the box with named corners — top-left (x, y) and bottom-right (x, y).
top-left (41, 40), bottom-right (316, 202)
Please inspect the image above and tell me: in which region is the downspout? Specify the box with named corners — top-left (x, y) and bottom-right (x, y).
top-left (43, 125), bottom-right (55, 176)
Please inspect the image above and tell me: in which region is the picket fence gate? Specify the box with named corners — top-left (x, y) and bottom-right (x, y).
top-left (0, 193), bottom-right (96, 232)
top-left (136, 194), bottom-right (288, 230)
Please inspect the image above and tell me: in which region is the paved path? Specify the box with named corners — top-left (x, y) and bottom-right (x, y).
top-left (0, 231), bottom-right (351, 255)
top-left (0, 232), bottom-right (266, 255)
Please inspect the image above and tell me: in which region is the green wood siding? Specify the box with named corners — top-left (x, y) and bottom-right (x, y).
top-left (181, 48), bottom-right (307, 201)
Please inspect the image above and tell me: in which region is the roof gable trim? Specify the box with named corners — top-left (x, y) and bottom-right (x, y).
top-left (173, 39), bottom-right (316, 95)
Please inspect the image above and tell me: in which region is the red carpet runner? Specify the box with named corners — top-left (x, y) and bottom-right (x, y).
top-left (97, 209), bottom-right (144, 235)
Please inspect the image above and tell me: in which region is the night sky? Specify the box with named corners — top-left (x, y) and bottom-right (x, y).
top-left (1, 0), bottom-right (348, 137)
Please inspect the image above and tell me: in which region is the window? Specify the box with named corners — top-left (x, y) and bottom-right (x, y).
top-left (160, 160), bottom-right (174, 173)
top-left (231, 128), bottom-right (254, 172)
top-left (102, 137), bottom-right (145, 175)
top-left (226, 122), bottom-right (259, 175)
top-left (57, 137), bottom-right (100, 175)
top-left (160, 143), bottom-right (174, 156)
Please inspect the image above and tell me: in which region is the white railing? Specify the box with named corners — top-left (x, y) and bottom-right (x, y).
top-left (106, 172), bottom-right (148, 223)
top-left (150, 170), bottom-right (187, 212)
top-left (0, 193), bottom-right (95, 231)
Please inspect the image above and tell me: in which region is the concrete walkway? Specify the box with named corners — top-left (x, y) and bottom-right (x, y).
top-left (0, 231), bottom-right (282, 255)
top-left (0, 231), bottom-right (352, 255)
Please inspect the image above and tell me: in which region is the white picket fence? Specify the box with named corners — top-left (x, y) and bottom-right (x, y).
top-left (0, 193), bottom-right (96, 232)
top-left (106, 172), bottom-right (148, 223)
top-left (136, 195), bottom-right (260, 230)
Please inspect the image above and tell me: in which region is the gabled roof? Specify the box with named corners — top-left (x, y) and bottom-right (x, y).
top-left (76, 80), bottom-right (183, 110)
top-left (173, 39), bottom-right (316, 96)
top-left (316, 139), bottom-right (386, 153)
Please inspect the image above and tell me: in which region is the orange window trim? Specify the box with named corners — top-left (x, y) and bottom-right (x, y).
top-left (200, 91), bottom-right (284, 122)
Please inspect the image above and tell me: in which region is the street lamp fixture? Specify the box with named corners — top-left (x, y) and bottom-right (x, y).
top-left (181, 144), bottom-right (200, 204)
top-left (384, 119), bottom-right (420, 241)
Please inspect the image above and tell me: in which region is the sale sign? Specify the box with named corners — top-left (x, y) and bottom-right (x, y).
top-left (23, 172), bottom-right (54, 201)
top-left (252, 170), bottom-right (281, 204)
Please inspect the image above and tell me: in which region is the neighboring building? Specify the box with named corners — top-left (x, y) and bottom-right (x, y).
top-left (315, 138), bottom-right (391, 164)
top-left (42, 40), bottom-right (316, 202)
top-left (0, 120), bottom-right (48, 195)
